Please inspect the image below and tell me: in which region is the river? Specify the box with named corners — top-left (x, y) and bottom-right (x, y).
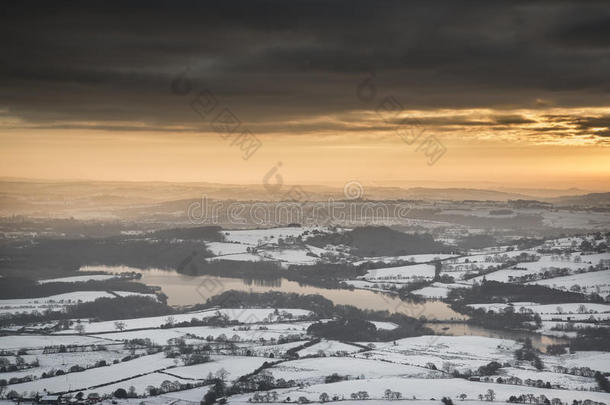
top-left (81, 265), bottom-right (465, 320)
top-left (81, 265), bottom-right (568, 351)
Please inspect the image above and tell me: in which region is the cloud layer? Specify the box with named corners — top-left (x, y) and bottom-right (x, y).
top-left (1, 1), bottom-right (609, 142)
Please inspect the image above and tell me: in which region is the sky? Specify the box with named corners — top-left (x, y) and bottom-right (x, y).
top-left (1, 1), bottom-right (609, 190)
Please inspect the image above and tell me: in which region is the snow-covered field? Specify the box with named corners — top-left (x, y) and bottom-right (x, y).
top-left (468, 254), bottom-right (610, 284)
top-left (359, 264), bottom-right (436, 283)
top-left (555, 351), bottom-right (610, 373)
top-left (268, 357), bottom-right (442, 384)
top-left (3, 305), bottom-right (610, 405)
top-left (81, 372), bottom-right (193, 397)
top-left (0, 291), bottom-right (157, 316)
top-left (296, 340), bottom-right (363, 357)
top-left (542, 210), bottom-right (610, 230)
top-left (354, 254), bottom-right (458, 266)
top-left (527, 269), bottom-right (610, 296)
top-left (468, 302), bottom-right (610, 315)
top-left (259, 248), bottom-right (319, 266)
top-left (232, 376), bottom-right (610, 404)
top-left (96, 321), bottom-right (313, 345)
top-left (205, 241), bottom-right (250, 256)
top-left (0, 334), bottom-right (112, 350)
top-left (167, 355), bottom-right (272, 381)
top-left (3, 228), bottom-right (609, 404)
top-left (38, 274), bottom-right (119, 284)
top-left (55, 308), bottom-right (313, 334)
top-left (7, 352), bottom-right (177, 394)
top-left (223, 227), bottom-right (320, 245)
top-left (411, 282), bottom-right (468, 298)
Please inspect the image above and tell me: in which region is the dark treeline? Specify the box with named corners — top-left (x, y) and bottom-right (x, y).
top-left (201, 290), bottom-right (431, 340)
top-left (448, 280), bottom-right (594, 305)
top-left (570, 328), bottom-right (610, 352)
top-left (306, 226), bottom-right (451, 257)
top-left (0, 277), bottom-right (157, 300)
top-left (178, 259), bottom-right (366, 289)
top-left (1, 296), bottom-right (174, 327)
top-left (307, 318), bottom-right (377, 341)
top-left (307, 317), bottom-right (431, 341)
top-left (448, 280), bottom-right (599, 331)
top-left (456, 234), bottom-right (497, 249)
top-left (0, 235), bottom-right (216, 277)
top-left (202, 291), bottom-right (336, 316)
top-left (286, 263), bottom-right (366, 287)
top-left (459, 306), bottom-right (542, 331)
top-left (150, 226), bottom-right (225, 241)
top-left (68, 296), bottom-right (173, 321)
top-left (178, 259), bottom-right (283, 278)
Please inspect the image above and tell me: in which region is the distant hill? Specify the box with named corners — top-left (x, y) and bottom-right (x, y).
top-left (1, 178), bottom-right (607, 218)
top-left (397, 187), bottom-right (531, 201)
top-left (551, 192), bottom-right (610, 208)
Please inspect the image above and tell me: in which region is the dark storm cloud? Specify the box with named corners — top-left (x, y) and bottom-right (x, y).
top-left (1, 0), bottom-right (609, 131)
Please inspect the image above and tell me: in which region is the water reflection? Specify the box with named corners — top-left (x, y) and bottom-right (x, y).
top-left (81, 265), bottom-right (568, 350)
top-left (425, 322), bottom-right (569, 352)
top-left (242, 278), bottom-right (283, 288)
top-left (80, 265), bottom-right (465, 320)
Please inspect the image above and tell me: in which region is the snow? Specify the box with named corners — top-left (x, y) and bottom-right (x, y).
top-left (0, 350), bottom-right (130, 382)
top-left (205, 253), bottom-right (263, 262)
top-left (38, 274), bottom-right (118, 284)
top-left (366, 335), bottom-right (520, 369)
top-left (81, 372), bottom-right (193, 396)
top-left (353, 254), bottom-right (458, 266)
top-left (205, 241), bottom-right (249, 256)
top-left (7, 353), bottom-right (178, 394)
top-left (498, 367), bottom-right (597, 391)
top-left (268, 357), bottom-right (442, 383)
top-left (212, 308), bottom-right (313, 324)
top-left (168, 355), bottom-right (273, 381)
top-left (97, 321), bottom-right (313, 345)
top-left (55, 308), bottom-right (311, 334)
top-left (259, 248), bottom-right (319, 266)
top-left (470, 253), bottom-right (610, 284)
top-left (296, 340), bottom-right (363, 357)
top-left (359, 264), bottom-right (436, 283)
top-left (223, 227), bottom-right (316, 245)
top-left (411, 283), bottom-right (468, 298)
top-left (468, 302), bottom-right (610, 315)
top-left (0, 334), bottom-right (111, 350)
top-left (558, 351), bottom-right (610, 373)
top-left (55, 309), bottom-right (218, 334)
top-left (229, 377), bottom-right (610, 404)
top-left (371, 321), bottom-right (399, 331)
top-left (0, 291), bottom-right (157, 316)
top-left (527, 269), bottom-right (610, 295)
top-left (158, 384), bottom-right (211, 402)
top-left (542, 210), bottom-right (610, 229)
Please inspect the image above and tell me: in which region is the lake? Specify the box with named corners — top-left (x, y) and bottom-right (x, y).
top-left (425, 322), bottom-right (569, 352)
top-left (81, 265), bottom-right (466, 320)
top-left (81, 265), bottom-right (568, 350)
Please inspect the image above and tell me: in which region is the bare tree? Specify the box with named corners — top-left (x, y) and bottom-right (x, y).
top-left (74, 323), bottom-right (85, 334)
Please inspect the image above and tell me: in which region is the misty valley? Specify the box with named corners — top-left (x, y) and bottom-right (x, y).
top-left (1, 193), bottom-right (609, 405)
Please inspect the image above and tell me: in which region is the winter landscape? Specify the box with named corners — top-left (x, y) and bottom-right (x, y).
top-left (1, 190), bottom-right (610, 405)
top-left (2, 2), bottom-right (610, 405)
